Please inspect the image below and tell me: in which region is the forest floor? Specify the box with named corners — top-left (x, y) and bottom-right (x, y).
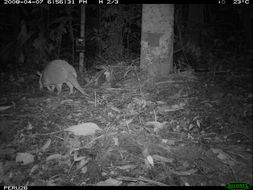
top-left (0, 68), bottom-right (252, 186)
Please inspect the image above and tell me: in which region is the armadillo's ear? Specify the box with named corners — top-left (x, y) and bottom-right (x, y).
top-left (36, 71), bottom-right (42, 77)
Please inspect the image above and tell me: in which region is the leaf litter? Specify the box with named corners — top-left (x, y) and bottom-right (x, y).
top-left (0, 68), bottom-right (252, 186)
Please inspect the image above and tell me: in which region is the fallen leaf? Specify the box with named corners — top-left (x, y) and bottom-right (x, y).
top-left (171, 104), bottom-right (180, 109)
top-left (144, 159), bottom-right (152, 170)
top-left (64, 122), bottom-right (102, 136)
top-left (41, 139), bottom-right (51, 152)
top-left (27, 121), bottom-right (33, 130)
top-left (16, 153), bottom-right (34, 165)
top-left (119, 119), bottom-right (133, 127)
top-left (76, 158), bottom-right (90, 170)
top-left (96, 178), bottom-right (122, 186)
top-left (211, 148), bottom-right (223, 154)
top-left (152, 155), bottom-right (174, 163)
top-left (196, 120), bottom-right (201, 128)
top-left (46, 154), bottom-right (63, 161)
top-left (116, 165), bottom-right (136, 170)
top-left (101, 172), bottom-right (107, 176)
top-left (188, 123), bottom-right (194, 130)
top-left (113, 137), bottom-right (119, 146)
top-left (125, 119), bottom-right (133, 126)
top-left (73, 152), bottom-right (87, 162)
top-left (171, 169), bottom-right (198, 176)
top-left (81, 166), bottom-right (87, 174)
top-left (145, 121), bottom-right (166, 132)
top-left (167, 139), bottom-right (176, 145)
top-left (211, 148), bottom-right (235, 166)
top-left (133, 98), bottom-right (147, 107)
top-left (157, 104), bottom-right (185, 113)
top-left (156, 101), bottom-right (166, 105)
top-left (109, 105), bottom-right (121, 113)
top-left (146, 155), bottom-right (154, 167)
top-left (0, 106), bottom-right (12, 112)
top-left (29, 164), bottom-right (39, 175)
top-left (60, 99), bottom-right (73, 104)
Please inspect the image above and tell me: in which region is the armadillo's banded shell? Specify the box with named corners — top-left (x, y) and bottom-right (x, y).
top-left (41, 59), bottom-right (77, 86)
top-left (39, 59), bottom-right (87, 96)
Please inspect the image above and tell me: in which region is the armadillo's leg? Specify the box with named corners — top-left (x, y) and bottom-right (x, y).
top-left (55, 84), bottom-right (62, 95)
top-left (51, 85), bottom-right (56, 92)
top-left (66, 82), bottom-right (74, 95)
top-left (46, 86), bottom-right (52, 92)
top-left (47, 85), bottom-right (55, 92)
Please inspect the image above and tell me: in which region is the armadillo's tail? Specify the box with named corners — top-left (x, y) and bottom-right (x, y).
top-left (68, 74), bottom-right (89, 97)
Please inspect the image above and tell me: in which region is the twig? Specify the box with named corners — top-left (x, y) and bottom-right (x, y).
top-left (94, 91), bottom-right (97, 107)
top-left (31, 130), bottom-right (65, 136)
top-left (225, 132), bottom-right (251, 141)
top-left (117, 176), bottom-right (169, 186)
top-left (153, 110), bottom-right (157, 122)
top-left (78, 132), bottom-right (117, 150)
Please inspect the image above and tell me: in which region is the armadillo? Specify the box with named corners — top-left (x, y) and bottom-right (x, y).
top-left (38, 59), bottom-right (88, 96)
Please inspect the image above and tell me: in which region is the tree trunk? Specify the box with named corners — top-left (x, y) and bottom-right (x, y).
top-left (109, 6), bottom-right (124, 57)
top-left (140, 4), bottom-right (174, 77)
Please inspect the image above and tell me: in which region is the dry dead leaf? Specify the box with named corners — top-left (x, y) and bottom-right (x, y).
top-left (81, 166), bottom-right (87, 174)
top-left (76, 158), bottom-right (90, 170)
top-left (171, 168), bottom-right (198, 176)
top-left (188, 123), bottom-right (194, 130)
top-left (125, 118), bottom-right (133, 126)
top-left (29, 164), bottom-right (39, 175)
top-left (145, 121), bottom-right (166, 132)
top-left (41, 138), bottom-right (51, 152)
top-left (16, 153), bottom-right (34, 165)
top-left (133, 98), bottom-right (147, 108)
top-left (196, 120), bottom-right (201, 128)
top-left (144, 159), bottom-right (152, 170)
top-left (167, 139), bottom-right (176, 145)
top-left (116, 164), bottom-right (136, 170)
top-left (211, 148), bottom-right (236, 166)
top-left (146, 155), bottom-right (154, 167)
top-left (60, 99), bottom-right (73, 104)
top-left (158, 102), bottom-right (186, 113)
top-left (152, 155), bottom-right (174, 163)
top-left (0, 105), bottom-right (12, 112)
top-left (156, 101), bottom-right (166, 105)
top-left (73, 152), bottom-right (87, 162)
top-left (96, 178), bottom-right (122, 186)
top-left (113, 137), bottom-right (119, 146)
top-left (109, 105), bottom-right (121, 113)
top-left (46, 154), bottom-right (63, 161)
top-left (64, 122), bottom-right (102, 136)
top-left (27, 121), bottom-right (33, 130)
